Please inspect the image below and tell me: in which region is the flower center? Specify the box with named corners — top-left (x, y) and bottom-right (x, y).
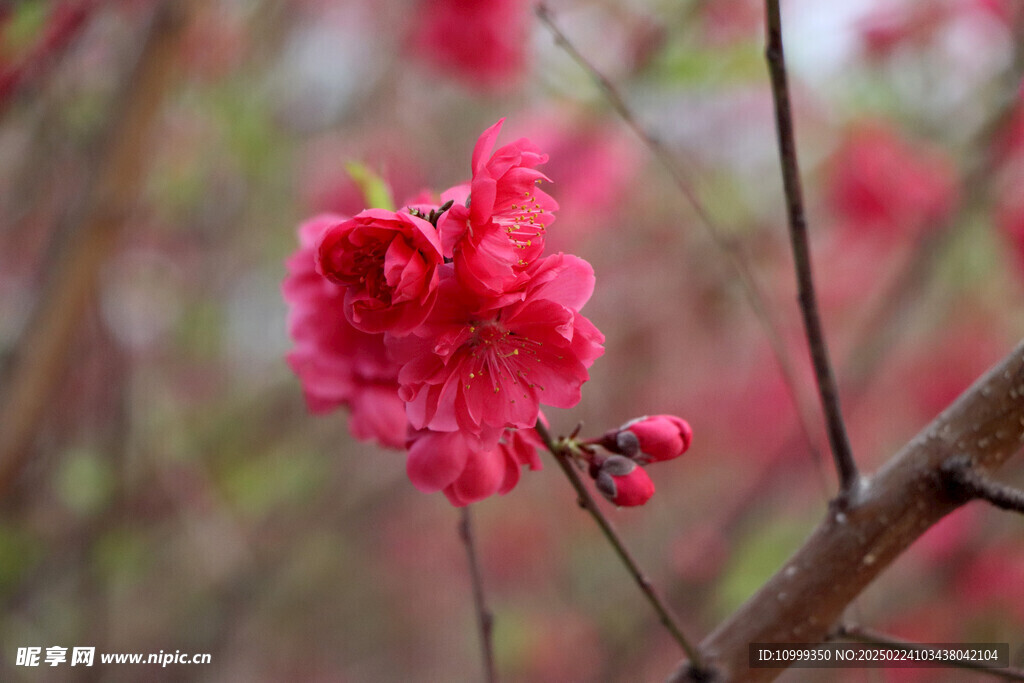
top-left (464, 321), bottom-right (544, 395)
top-left (344, 243), bottom-right (392, 300)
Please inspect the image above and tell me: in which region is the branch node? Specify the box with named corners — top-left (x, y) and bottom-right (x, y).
top-left (943, 455), bottom-right (1024, 515)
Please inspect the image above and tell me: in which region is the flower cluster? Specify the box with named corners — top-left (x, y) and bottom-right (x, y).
top-left (409, 0), bottom-right (529, 90)
top-left (284, 119), bottom-right (605, 506)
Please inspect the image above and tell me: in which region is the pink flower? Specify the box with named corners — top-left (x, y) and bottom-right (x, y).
top-left (283, 214), bottom-right (408, 449)
top-left (603, 414), bottom-right (693, 464)
top-left (316, 208), bottom-right (444, 334)
top-left (593, 456), bottom-right (655, 507)
top-left (389, 253), bottom-right (604, 436)
top-left (405, 426), bottom-right (543, 506)
top-left (826, 123), bottom-right (957, 239)
top-left (409, 0), bottom-right (529, 90)
top-left (511, 112), bottom-right (642, 248)
top-left (439, 119), bottom-right (558, 296)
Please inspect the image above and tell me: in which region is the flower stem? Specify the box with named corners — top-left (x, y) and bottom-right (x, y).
top-left (458, 506), bottom-right (497, 683)
top-left (534, 419), bottom-right (704, 671)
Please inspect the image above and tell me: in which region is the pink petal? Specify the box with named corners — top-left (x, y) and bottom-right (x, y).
top-left (406, 430), bottom-right (471, 493)
top-left (472, 118), bottom-right (505, 172)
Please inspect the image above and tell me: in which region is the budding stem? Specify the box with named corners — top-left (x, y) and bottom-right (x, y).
top-left (534, 419), bottom-right (706, 671)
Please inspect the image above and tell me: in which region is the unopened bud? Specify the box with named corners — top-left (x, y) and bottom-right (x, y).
top-left (602, 415), bottom-right (692, 465)
top-left (594, 456), bottom-right (655, 507)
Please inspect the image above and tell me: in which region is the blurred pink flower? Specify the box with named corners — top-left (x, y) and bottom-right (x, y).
top-left (957, 543), bottom-right (1024, 622)
top-left (317, 209), bottom-right (444, 334)
top-left (826, 123), bottom-right (958, 239)
top-left (698, 0), bottom-right (762, 47)
top-left (914, 506), bottom-right (978, 563)
top-left (858, 0), bottom-right (1013, 59)
top-left (409, 0), bottom-right (529, 89)
top-left (440, 118), bottom-right (557, 296)
top-left (858, 3), bottom-right (949, 58)
top-left (389, 253), bottom-right (604, 436)
top-left (895, 323), bottom-right (1005, 421)
top-left (998, 196), bottom-right (1024, 275)
top-left (283, 214), bottom-right (407, 449)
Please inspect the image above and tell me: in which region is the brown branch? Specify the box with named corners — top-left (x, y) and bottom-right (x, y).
top-left (944, 456), bottom-right (1024, 515)
top-left (533, 3), bottom-right (828, 489)
top-left (0, 1), bottom-right (190, 493)
top-left (458, 506), bottom-right (497, 683)
top-left (763, 0), bottom-right (857, 497)
top-left (668, 339), bottom-right (1024, 682)
top-left (833, 625), bottom-right (1024, 681)
top-left (533, 420), bottom-right (706, 672)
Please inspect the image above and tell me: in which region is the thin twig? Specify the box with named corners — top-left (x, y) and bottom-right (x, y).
top-left (0, 1), bottom-right (189, 493)
top-left (458, 506), bottom-right (497, 683)
top-left (833, 624), bottom-right (1024, 681)
top-left (533, 420), bottom-right (705, 672)
top-left (763, 0), bottom-right (858, 497)
top-left (0, 0), bottom-right (98, 119)
top-left (944, 456), bottom-right (1024, 515)
top-left (533, 3), bottom-right (828, 491)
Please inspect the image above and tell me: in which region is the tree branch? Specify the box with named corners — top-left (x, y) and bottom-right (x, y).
top-left (762, 0), bottom-right (858, 496)
top-left (533, 2), bottom-right (827, 488)
top-left (944, 456), bottom-right (1024, 515)
top-left (0, 0), bottom-right (98, 119)
top-left (533, 420), bottom-right (706, 673)
top-left (0, 1), bottom-right (190, 493)
top-left (668, 339), bottom-right (1024, 682)
top-left (833, 624), bottom-right (1024, 681)
top-left (458, 506), bottom-right (497, 683)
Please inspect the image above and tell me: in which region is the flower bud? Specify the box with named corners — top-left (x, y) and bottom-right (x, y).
top-left (594, 456), bottom-right (655, 507)
top-left (603, 415), bottom-right (692, 464)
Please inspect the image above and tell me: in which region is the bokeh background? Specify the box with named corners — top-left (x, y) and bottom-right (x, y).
top-left (1, 0), bottom-right (1023, 681)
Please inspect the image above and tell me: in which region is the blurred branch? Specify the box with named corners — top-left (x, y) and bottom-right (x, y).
top-left (533, 3), bottom-right (827, 487)
top-left (763, 0), bottom-right (857, 498)
top-left (0, 1), bottom-right (190, 493)
top-left (832, 624), bottom-right (1024, 681)
top-left (842, 8), bottom-right (1024, 395)
top-left (458, 507), bottom-right (497, 683)
top-left (0, 0), bottom-right (98, 120)
top-left (533, 420), bottom-right (706, 673)
top-left (668, 339), bottom-right (1024, 682)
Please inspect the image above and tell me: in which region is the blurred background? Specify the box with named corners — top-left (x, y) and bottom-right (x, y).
top-left (1, 0), bottom-right (1023, 680)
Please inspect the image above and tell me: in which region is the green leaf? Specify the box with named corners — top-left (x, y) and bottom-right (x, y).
top-left (346, 162), bottom-right (396, 211)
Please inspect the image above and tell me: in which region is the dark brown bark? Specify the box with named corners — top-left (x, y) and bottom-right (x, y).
top-left (669, 339), bottom-right (1024, 682)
